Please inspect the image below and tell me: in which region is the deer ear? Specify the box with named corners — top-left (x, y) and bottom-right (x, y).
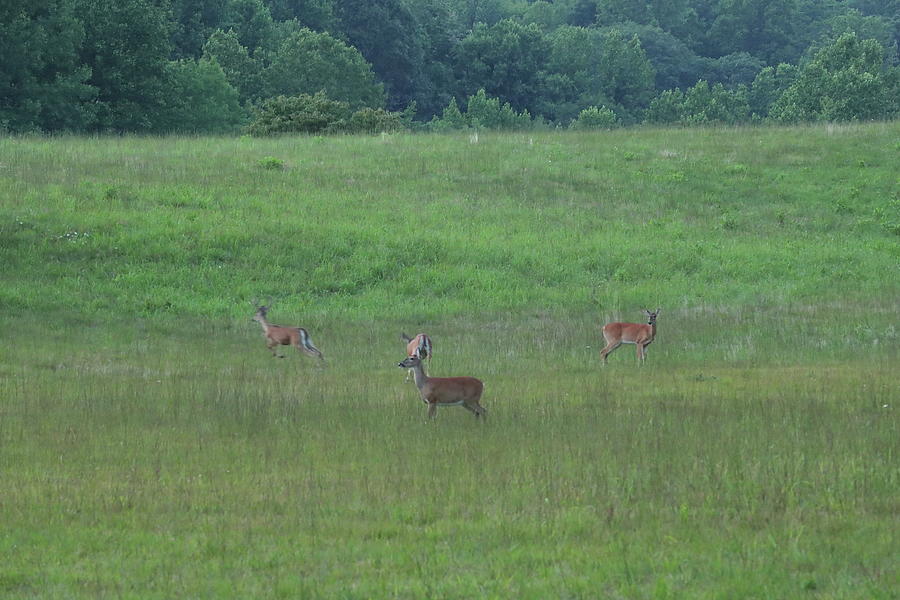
top-left (655, 308), bottom-right (661, 315)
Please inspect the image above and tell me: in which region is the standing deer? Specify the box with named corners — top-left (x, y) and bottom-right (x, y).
top-left (397, 355), bottom-right (486, 420)
top-left (400, 332), bottom-right (432, 382)
top-left (251, 302), bottom-right (323, 362)
top-left (599, 309), bottom-right (660, 364)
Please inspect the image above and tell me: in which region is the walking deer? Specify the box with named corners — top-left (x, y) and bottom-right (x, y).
top-left (397, 355), bottom-right (486, 420)
top-left (400, 332), bottom-right (432, 382)
top-left (251, 302), bottom-right (323, 362)
top-left (600, 309), bottom-right (660, 364)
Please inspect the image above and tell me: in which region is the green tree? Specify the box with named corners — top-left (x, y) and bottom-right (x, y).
top-left (453, 19), bottom-right (550, 116)
top-left (202, 29), bottom-right (264, 102)
top-left (547, 26), bottom-right (655, 123)
top-left (817, 9), bottom-right (897, 59)
top-left (221, 0), bottom-right (277, 53)
top-left (848, 0), bottom-right (900, 49)
top-left (157, 59), bottom-right (246, 133)
top-left (603, 23), bottom-right (707, 92)
top-left (170, 0), bottom-right (230, 59)
top-left (566, 0), bottom-right (598, 27)
top-left (706, 0), bottom-right (800, 64)
top-left (0, 0), bottom-right (97, 132)
top-left (708, 52), bottom-right (765, 87)
top-left (75, 0), bottom-right (173, 131)
top-left (333, 0), bottom-right (427, 111)
top-left (771, 33), bottom-right (900, 122)
top-left (646, 80), bottom-right (749, 124)
top-left (465, 88), bottom-right (533, 129)
top-left (405, 0), bottom-right (465, 119)
top-left (261, 28), bottom-right (385, 109)
top-left (595, 0), bottom-right (701, 44)
top-left (520, 1), bottom-right (568, 32)
top-left (456, 0), bottom-right (509, 29)
top-left (265, 0), bottom-right (338, 31)
top-left (428, 97), bottom-right (468, 131)
top-left (747, 63), bottom-right (797, 118)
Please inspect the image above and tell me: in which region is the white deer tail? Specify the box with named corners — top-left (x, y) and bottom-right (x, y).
top-left (417, 336), bottom-right (432, 360)
top-left (298, 328), bottom-right (324, 359)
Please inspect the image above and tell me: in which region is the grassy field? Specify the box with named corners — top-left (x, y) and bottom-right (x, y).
top-left (1, 123), bottom-right (898, 598)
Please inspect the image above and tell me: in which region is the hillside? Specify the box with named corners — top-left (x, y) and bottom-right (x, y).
top-left (2, 124), bottom-right (898, 327)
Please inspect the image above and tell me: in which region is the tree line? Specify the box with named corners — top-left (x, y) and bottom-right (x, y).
top-left (2, 0), bottom-right (899, 134)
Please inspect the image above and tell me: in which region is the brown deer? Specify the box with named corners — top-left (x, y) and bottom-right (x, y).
top-left (397, 355), bottom-right (486, 420)
top-left (599, 309), bottom-right (660, 364)
top-left (251, 302), bottom-right (323, 362)
top-left (400, 332), bottom-right (432, 381)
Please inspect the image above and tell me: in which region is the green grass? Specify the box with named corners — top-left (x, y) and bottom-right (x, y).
top-left (0, 123), bottom-right (898, 598)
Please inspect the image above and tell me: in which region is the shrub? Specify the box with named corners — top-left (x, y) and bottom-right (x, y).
top-left (427, 91), bottom-right (533, 131)
top-left (646, 81), bottom-right (749, 125)
top-left (427, 98), bottom-right (468, 131)
top-left (466, 89), bottom-right (533, 130)
top-left (248, 92), bottom-right (350, 136)
top-left (258, 156), bottom-right (285, 170)
top-left (570, 106), bottom-right (619, 129)
top-left (346, 108), bottom-right (405, 134)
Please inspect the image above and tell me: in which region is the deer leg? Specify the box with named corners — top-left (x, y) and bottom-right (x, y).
top-left (427, 403), bottom-right (437, 420)
top-left (600, 341), bottom-right (621, 363)
top-left (266, 339), bottom-right (282, 358)
top-left (462, 398), bottom-right (487, 418)
top-left (298, 344), bottom-right (323, 361)
top-left (638, 343), bottom-right (650, 363)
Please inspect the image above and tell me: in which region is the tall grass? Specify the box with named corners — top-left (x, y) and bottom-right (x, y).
top-left (0, 124), bottom-right (898, 598)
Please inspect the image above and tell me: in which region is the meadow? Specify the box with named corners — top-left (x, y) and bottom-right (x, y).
top-left (0, 123), bottom-right (898, 598)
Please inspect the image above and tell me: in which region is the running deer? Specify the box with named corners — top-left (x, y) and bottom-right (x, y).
top-left (599, 309), bottom-right (660, 364)
top-left (397, 355), bottom-right (486, 420)
top-left (251, 302), bottom-right (323, 362)
top-left (400, 332), bottom-right (432, 382)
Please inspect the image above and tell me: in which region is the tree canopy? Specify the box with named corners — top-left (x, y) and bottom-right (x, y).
top-left (2, 0), bottom-right (899, 134)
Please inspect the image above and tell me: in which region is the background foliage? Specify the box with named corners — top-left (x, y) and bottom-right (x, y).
top-left (2, 0), bottom-right (899, 133)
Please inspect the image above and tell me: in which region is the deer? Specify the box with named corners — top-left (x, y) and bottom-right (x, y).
top-left (251, 301), bottom-right (323, 362)
top-left (397, 355), bottom-right (486, 420)
top-left (400, 332), bottom-right (432, 382)
top-left (599, 309), bottom-right (660, 364)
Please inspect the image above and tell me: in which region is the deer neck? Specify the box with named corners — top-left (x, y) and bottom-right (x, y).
top-left (648, 322), bottom-right (657, 339)
top-left (411, 362), bottom-right (429, 390)
top-left (257, 317), bottom-right (272, 334)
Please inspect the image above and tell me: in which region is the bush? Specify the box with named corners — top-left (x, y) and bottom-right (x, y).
top-left (466, 89), bottom-right (533, 130)
top-left (570, 106), bottom-right (619, 129)
top-left (257, 156), bottom-right (285, 170)
top-left (248, 92), bottom-right (350, 136)
top-left (427, 91), bottom-right (533, 131)
top-left (645, 81), bottom-right (750, 125)
top-left (346, 108), bottom-right (405, 134)
top-left (427, 98), bottom-right (468, 131)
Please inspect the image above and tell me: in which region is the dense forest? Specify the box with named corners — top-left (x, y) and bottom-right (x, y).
top-left (2, 0), bottom-right (899, 134)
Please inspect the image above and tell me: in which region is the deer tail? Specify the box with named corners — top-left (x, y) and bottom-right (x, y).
top-left (298, 328), bottom-right (324, 359)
